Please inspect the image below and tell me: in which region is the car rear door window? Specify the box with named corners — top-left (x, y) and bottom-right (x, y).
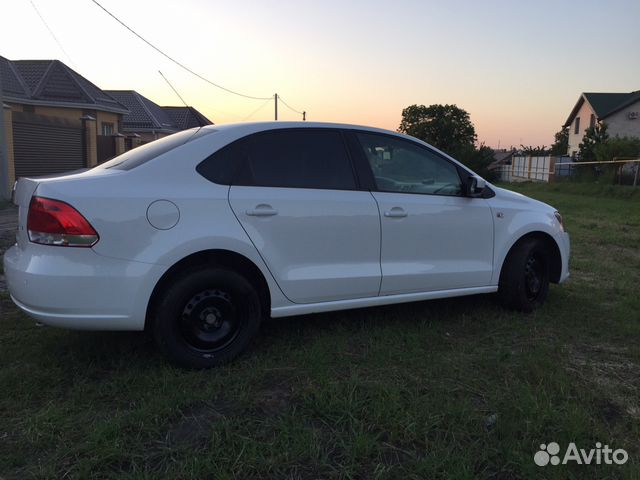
top-left (236, 129), bottom-right (356, 190)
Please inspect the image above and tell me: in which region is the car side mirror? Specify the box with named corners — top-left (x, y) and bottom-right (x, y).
top-left (467, 175), bottom-right (486, 197)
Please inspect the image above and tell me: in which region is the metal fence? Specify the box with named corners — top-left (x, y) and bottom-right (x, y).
top-left (495, 156), bottom-right (640, 186)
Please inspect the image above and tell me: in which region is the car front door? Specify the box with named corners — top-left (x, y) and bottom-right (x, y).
top-left (228, 128), bottom-right (381, 304)
top-left (352, 131), bottom-right (494, 295)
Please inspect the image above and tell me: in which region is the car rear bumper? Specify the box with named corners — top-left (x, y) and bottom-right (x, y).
top-left (3, 244), bottom-right (163, 330)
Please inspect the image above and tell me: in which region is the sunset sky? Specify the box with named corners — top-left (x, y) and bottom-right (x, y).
top-left (2, 0), bottom-right (639, 148)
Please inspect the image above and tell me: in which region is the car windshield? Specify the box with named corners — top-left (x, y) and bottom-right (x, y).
top-left (97, 127), bottom-right (217, 171)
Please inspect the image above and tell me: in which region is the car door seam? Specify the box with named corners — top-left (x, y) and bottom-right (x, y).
top-left (368, 191), bottom-right (384, 296)
top-left (225, 185), bottom-right (295, 304)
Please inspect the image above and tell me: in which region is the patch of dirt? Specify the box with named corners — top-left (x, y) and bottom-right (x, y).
top-left (254, 383), bottom-right (293, 417)
top-left (598, 399), bottom-right (625, 425)
top-left (166, 400), bottom-right (234, 448)
top-left (565, 343), bottom-right (640, 420)
top-left (379, 439), bottom-right (427, 467)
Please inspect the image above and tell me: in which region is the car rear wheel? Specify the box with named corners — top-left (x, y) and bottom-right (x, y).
top-left (152, 266), bottom-right (261, 368)
top-left (499, 238), bottom-right (550, 312)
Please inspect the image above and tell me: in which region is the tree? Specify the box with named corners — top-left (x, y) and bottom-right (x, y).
top-left (462, 143), bottom-right (498, 181)
top-left (520, 145), bottom-right (549, 156)
top-left (550, 126), bottom-right (569, 156)
top-left (578, 123), bottom-right (609, 161)
top-left (398, 104), bottom-right (477, 158)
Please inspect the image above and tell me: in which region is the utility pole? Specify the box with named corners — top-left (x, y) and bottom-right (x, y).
top-left (274, 93), bottom-right (278, 121)
top-left (0, 66), bottom-right (10, 200)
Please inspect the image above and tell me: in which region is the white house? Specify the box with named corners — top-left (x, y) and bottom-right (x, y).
top-left (563, 91), bottom-right (640, 156)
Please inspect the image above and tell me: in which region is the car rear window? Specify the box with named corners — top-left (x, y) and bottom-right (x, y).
top-left (97, 127), bottom-right (216, 171)
top-left (240, 129), bottom-right (355, 190)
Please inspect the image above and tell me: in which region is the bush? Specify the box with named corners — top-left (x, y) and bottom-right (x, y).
top-left (457, 144), bottom-right (499, 181)
top-left (593, 136), bottom-right (640, 162)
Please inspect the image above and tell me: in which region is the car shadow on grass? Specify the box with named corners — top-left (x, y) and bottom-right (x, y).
top-left (260, 293), bottom-right (502, 341)
top-left (12, 293), bottom-right (501, 372)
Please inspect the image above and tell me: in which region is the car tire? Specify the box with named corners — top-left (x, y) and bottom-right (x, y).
top-left (498, 238), bottom-right (550, 312)
top-left (152, 266), bottom-right (262, 369)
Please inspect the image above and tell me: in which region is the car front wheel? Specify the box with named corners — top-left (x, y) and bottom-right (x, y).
top-left (499, 238), bottom-right (550, 312)
top-left (152, 266), bottom-right (261, 368)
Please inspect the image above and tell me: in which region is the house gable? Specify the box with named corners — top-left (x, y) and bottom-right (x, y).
top-left (35, 61), bottom-right (90, 103)
top-left (0, 56), bottom-right (128, 114)
top-left (105, 90), bottom-right (177, 132)
top-left (11, 60), bottom-right (50, 93)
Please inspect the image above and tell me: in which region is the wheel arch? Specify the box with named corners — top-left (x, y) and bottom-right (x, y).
top-left (499, 231), bottom-right (562, 284)
top-left (145, 249), bottom-right (271, 330)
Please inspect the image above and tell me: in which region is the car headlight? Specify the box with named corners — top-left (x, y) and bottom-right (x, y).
top-left (554, 211), bottom-right (565, 232)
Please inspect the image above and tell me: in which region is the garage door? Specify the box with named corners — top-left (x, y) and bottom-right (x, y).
top-left (12, 112), bottom-right (86, 178)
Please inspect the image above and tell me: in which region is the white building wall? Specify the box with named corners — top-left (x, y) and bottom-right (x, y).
top-left (567, 100), bottom-right (597, 156)
top-left (603, 100), bottom-right (640, 139)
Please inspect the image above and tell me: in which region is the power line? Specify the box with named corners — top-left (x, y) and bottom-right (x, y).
top-left (158, 70), bottom-right (188, 107)
top-left (29, 0), bottom-right (77, 69)
top-left (90, 0), bottom-right (272, 101)
top-left (159, 71), bottom-right (245, 121)
top-left (90, 0), bottom-right (308, 119)
top-left (242, 97), bottom-right (273, 121)
top-left (278, 95), bottom-right (304, 115)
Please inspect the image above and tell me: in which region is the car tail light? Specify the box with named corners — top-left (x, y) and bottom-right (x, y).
top-left (27, 196), bottom-right (99, 247)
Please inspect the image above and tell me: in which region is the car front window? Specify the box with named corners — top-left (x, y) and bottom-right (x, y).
top-left (356, 132), bottom-right (463, 196)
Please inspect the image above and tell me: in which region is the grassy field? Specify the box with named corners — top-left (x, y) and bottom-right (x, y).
top-left (0, 183), bottom-right (638, 479)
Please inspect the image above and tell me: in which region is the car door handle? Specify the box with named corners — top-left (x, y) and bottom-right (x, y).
top-left (384, 207), bottom-right (408, 218)
top-left (246, 205), bottom-right (278, 217)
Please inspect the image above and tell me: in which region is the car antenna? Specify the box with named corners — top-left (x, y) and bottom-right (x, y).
top-left (159, 70), bottom-right (189, 107)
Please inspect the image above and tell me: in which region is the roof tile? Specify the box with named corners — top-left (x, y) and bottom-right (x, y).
top-left (162, 106), bottom-right (213, 129)
top-left (106, 91), bottom-right (213, 133)
top-left (0, 56), bottom-right (128, 114)
top-left (106, 90), bottom-right (176, 132)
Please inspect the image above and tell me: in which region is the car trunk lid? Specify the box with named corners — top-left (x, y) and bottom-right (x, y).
top-left (12, 169), bottom-right (121, 248)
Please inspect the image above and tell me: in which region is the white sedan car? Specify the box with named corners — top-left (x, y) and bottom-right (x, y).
top-left (4, 122), bottom-right (570, 368)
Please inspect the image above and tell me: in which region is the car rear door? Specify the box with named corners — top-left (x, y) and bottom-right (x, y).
top-left (350, 131), bottom-right (494, 295)
top-left (227, 128), bottom-right (381, 304)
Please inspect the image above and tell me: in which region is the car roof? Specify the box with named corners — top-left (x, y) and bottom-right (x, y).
top-left (198, 121), bottom-right (402, 137)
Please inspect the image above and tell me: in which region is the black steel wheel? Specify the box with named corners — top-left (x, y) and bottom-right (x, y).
top-left (499, 238), bottom-right (550, 312)
top-left (152, 266), bottom-right (262, 368)
top-left (524, 253), bottom-right (545, 302)
top-left (179, 289), bottom-right (240, 352)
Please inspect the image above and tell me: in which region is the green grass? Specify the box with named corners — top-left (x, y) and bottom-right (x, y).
top-left (1, 184), bottom-right (639, 479)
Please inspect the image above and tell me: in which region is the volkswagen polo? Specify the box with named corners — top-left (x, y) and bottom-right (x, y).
top-left (4, 122), bottom-right (570, 368)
